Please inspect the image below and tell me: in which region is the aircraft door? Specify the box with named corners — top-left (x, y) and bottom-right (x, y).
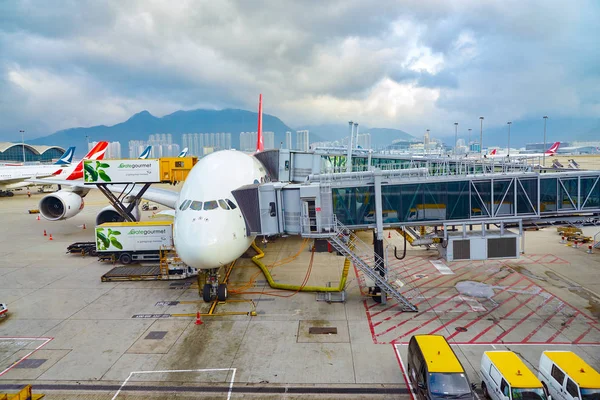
top-left (302, 199), bottom-right (318, 233)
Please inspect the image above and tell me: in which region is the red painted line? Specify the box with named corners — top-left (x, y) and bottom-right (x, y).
top-left (405, 265), bottom-right (473, 294)
top-left (546, 312), bottom-right (579, 343)
top-left (428, 311), bottom-right (470, 335)
top-left (573, 325), bottom-right (594, 344)
top-left (446, 276), bottom-right (529, 341)
top-left (362, 299), bottom-right (378, 344)
top-left (468, 283), bottom-right (536, 343)
top-left (522, 303), bottom-right (566, 342)
top-left (391, 313), bottom-right (443, 342)
top-left (375, 294), bottom-right (461, 337)
top-left (494, 296), bottom-right (555, 342)
top-left (0, 337), bottom-right (53, 377)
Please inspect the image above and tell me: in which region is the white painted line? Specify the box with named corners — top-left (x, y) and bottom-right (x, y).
top-left (394, 344), bottom-right (415, 400)
top-left (430, 260), bottom-right (454, 275)
top-left (0, 337), bottom-right (53, 377)
top-left (491, 344), bottom-right (496, 349)
top-left (111, 368), bottom-right (237, 400)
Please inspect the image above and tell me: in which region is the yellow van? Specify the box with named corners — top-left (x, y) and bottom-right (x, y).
top-left (538, 351), bottom-right (600, 400)
top-left (480, 351), bottom-right (548, 400)
top-left (407, 335), bottom-right (476, 400)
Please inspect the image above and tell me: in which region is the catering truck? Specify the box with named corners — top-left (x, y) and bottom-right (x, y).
top-left (95, 221), bottom-right (173, 264)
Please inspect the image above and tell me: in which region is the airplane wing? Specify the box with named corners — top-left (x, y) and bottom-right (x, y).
top-left (1, 172), bottom-right (58, 185)
top-left (25, 178), bottom-right (179, 209)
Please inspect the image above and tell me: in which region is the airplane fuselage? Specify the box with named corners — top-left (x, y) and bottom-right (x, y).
top-left (174, 150), bottom-right (268, 270)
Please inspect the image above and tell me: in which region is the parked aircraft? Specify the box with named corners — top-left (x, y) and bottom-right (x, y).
top-left (484, 142), bottom-right (560, 158)
top-left (0, 142), bottom-right (108, 196)
top-left (29, 98), bottom-right (268, 303)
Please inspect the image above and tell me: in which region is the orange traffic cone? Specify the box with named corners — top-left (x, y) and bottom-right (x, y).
top-left (82, 223), bottom-right (86, 230)
top-left (36, 215), bottom-right (40, 221)
top-left (195, 311), bottom-right (203, 325)
top-left (48, 234), bottom-right (53, 241)
top-left (43, 230), bottom-right (47, 236)
top-left (388, 231), bottom-right (391, 239)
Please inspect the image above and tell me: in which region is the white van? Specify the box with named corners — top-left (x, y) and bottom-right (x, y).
top-left (480, 351), bottom-right (548, 400)
top-left (538, 351), bottom-right (600, 400)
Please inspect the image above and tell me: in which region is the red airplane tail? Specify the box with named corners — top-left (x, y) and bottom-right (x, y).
top-left (66, 141), bottom-right (109, 180)
top-left (256, 94), bottom-right (264, 153)
top-left (490, 149), bottom-right (497, 155)
top-left (545, 142), bottom-right (560, 155)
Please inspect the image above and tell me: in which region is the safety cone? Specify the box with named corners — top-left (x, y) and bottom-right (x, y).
top-left (48, 234), bottom-right (53, 241)
top-left (195, 311), bottom-right (203, 326)
top-left (588, 245), bottom-right (593, 254)
top-left (36, 215), bottom-right (40, 221)
top-left (82, 223), bottom-right (86, 230)
top-left (560, 236), bottom-right (565, 244)
top-left (43, 230), bottom-right (47, 236)
top-left (388, 231), bottom-right (391, 239)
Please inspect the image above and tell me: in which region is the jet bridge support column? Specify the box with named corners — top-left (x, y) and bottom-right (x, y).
top-left (96, 183), bottom-right (151, 222)
top-left (373, 169), bottom-right (386, 304)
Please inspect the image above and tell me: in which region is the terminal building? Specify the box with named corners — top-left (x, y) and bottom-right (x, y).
top-left (0, 142), bottom-right (65, 163)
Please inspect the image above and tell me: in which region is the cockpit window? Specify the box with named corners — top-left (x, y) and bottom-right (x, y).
top-left (218, 199), bottom-right (230, 210)
top-left (226, 199), bottom-right (237, 209)
top-left (179, 199), bottom-right (191, 211)
top-left (189, 201), bottom-right (203, 211)
top-left (203, 200), bottom-right (218, 210)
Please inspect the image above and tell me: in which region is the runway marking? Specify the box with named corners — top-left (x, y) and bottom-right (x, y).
top-left (0, 337), bottom-right (53, 377)
top-left (112, 368), bottom-right (237, 400)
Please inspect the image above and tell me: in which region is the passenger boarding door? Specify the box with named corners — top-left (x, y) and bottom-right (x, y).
top-left (302, 199), bottom-right (317, 234)
top-left (564, 378), bottom-right (580, 400)
top-left (550, 365), bottom-right (567, 400)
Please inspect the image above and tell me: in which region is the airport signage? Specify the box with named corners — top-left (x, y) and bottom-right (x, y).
top-left (84, 159), bottom-right (160, 184)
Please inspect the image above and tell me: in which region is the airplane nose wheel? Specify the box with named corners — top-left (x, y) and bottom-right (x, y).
top-left (202, 268), bottom-right (228, 302)
top-left (217, 284), bottom-right (228, 302)
top-left (202, 284), bottom-right (212, 302)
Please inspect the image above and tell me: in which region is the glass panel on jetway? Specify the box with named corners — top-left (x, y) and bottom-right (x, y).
top-left (540, 178), bottom-right (557, 212)
top-left (493, 179), bottom-right (514, 216)
top-left (516, 179), bottom-right (537, 215)
top-left (581, 177), bottom-right (600, 208)
top-left (332, 186), bottom-right (374, 225)
top-left (471, 181), bottom-right (491, 218)
top-left (559, 178), bottom-right (577, 210)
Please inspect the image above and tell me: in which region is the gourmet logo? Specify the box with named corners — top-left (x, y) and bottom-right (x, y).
top-left (128, 228), bottom-right (167, 235)
top-left (119, 163), bottom-right (152, 169)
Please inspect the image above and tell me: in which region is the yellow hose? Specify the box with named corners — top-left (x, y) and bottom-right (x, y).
top-left (251, 241), bottom-right (350, 292)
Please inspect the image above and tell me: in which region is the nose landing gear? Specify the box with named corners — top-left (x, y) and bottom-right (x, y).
top-left (201, 268), bottom-right (228, 302)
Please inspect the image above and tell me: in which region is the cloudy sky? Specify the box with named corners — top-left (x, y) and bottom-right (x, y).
top-left (1, 0), bottom-right (599, 140)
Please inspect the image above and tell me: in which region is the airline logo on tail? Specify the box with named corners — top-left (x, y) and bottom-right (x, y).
top-left (55, 146), bottom-right (75, 165)
top-left (256, 94), bottom-right (264, 152)
top-left (65, 141), bottom-right (109, 180)
top-left (178, 147), bottom-right (188, 157)
top-left (489, 149), bottom-right (497, 155)
top-left (138, 146), bottom-right (152, 159)
top-left (545, 142), bottom-right (560, 155)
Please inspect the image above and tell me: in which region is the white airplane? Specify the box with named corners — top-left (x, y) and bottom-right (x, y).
top-left (484, 142), bottom-right (560, 159)
top-left (0, 142), bottom-right (108, 197)
top-left (30, 96), bottom-right (269, 302)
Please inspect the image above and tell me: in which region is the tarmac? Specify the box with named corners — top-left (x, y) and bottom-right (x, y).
top-left (0, 188), bottom-right (599, 399)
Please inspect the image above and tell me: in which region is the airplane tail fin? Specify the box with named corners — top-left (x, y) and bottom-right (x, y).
top-left (66, 141), bottom-right (108, 180)
top-left (490, 149), bottom-right (497, 155)
top-left (178, 147), bottom-right (188, 157)
top-left (545, 142), bottom-right (560, 155)
top-left (138, 145), bottom-right (152, 159)
top-left (256, 94), bottom-right (264, 152)
top-left (55, 146), bottom-right (75, 165)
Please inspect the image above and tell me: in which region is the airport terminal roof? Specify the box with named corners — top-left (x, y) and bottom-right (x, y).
top-left (0, 142), bottom-right (65, 154)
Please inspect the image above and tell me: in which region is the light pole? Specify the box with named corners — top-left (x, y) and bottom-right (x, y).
top-left (454, 122), bottom-right (458, 155)
top-left (479, 117), bottom-right (484, 156)
top-left (543, 116), bottom-right (548, 167)
top-left (426, 129), bottom-right (430, 155)
top-left (19, 130), bottom-right (25, 163)
top-left (468, 128), bottom-right (472, 154)
top-left (507, 122), bottom-right (512, 157)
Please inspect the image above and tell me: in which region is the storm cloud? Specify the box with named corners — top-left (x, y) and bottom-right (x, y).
top-left (1, 0), bottom-right (598, 140)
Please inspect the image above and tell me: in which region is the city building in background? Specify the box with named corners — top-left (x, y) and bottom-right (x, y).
top-left (296, 130), bottom-right (310, 152)
top-left (285, 131), bottom-right (293, 150)
top-left (239, 131), bottom-right (275, 152)
top-left (89, 141), bottom-right (121, 159)
top-left (128, 140), bottom-right (147, 158)
top-left (182, 133), bottom-right (231, 156)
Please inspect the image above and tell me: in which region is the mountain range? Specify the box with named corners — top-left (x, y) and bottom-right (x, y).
top-left (20, 108), bottom-right (600, 156)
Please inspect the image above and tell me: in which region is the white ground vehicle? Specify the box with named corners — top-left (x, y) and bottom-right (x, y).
top-left (480, 351), bottom-right (547, 400)
top-left (538, 351), bottom-right (600, 400)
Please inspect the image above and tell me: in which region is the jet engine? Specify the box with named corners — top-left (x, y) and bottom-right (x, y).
top-left (96, 204), bottom-right (141, 225)
top-left (39, 191), bottom-right (84, 221)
